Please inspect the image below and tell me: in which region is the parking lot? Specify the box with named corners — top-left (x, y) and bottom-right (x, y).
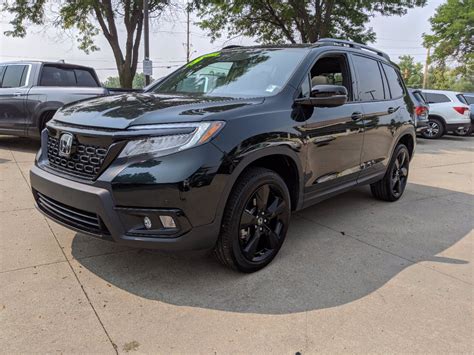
top-left (0, 135), bottom-right (472, 353)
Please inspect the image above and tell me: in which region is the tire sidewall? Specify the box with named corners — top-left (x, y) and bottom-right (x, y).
top-left (228, 171), bottom-right (291, 272)
top-left (422, 118), bottom-right (444, 139)
top-left (384, 144), bottom-right (410, 201)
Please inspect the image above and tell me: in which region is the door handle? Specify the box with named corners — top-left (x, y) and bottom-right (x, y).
top-left (351, 112), bottom-right (363, 121)
top-left (388, 106), bottom-right (398, 114)
top-left (13, 92), bottom-right (22, 97)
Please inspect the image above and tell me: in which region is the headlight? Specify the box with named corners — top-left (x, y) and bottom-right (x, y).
top-left (118, 121), bottom-right (225, 158)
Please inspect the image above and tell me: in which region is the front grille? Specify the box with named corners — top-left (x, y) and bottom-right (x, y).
top-left (47, 135), bottom-right (108, 179)
top-left (36, 192), bottom-right (109, 235)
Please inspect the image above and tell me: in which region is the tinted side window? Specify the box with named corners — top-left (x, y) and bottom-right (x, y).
top-left (423, 93), bottom-right (450, 104)
top-left (465, 95), bottom-right (474, 105)
top-left (413, 91), bottom-right (426, 104)
top-left (40, 66), bottom-right (76, 86)
top-left (2, 65), bottom-right (28, 88)
top-left (382, 63), bottom-right (404, 98)
top-left (456, 94), bottom-right (468, 105)
top-left (75, 69), bottom-right (98, 87)
top-left (352, 55), bottom-right (384, 101)
top-left (0, 66), bottom-right (6, 87)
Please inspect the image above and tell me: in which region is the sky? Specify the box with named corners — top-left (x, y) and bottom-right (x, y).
top-left (0, 1), bottom-right (446, 82)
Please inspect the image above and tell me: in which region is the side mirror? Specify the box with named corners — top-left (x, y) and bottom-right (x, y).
top-left (295, 85), bottom-right (348, 107)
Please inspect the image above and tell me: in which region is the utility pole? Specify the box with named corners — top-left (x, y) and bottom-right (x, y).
top-left (186, 3), bottom-right (190, 63)
top-left (143, 0), bottom-right (151, 86)
top-left (423, 47), bottom-right (430, 89)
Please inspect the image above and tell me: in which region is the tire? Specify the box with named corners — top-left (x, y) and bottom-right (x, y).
top-left (39, 111), bottom-right (56, 133)
top-left (452, 126), bottom-right (472, 136)
top-left (421, 118), bottom-right (444, 139)
top-left (370, 144), bottom-right (410, 202)
top-left (214, 167), bottom-right (291, 273)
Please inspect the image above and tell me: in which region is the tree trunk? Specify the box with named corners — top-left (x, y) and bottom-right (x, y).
top-left (119, 66), bottom-right (134, 89)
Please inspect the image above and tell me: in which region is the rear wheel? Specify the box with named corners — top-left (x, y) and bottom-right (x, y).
top-left (214, 167), bottom-right (290, 273)
top-left (370, 144), bottom-right (410, 202)
top-left (452, 126), bottom-right (472, 136)
top-left (421, 118), bottom-right (444, 139)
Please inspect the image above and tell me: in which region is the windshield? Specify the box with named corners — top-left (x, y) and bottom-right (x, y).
top-left (150, 48), bottom-right (308, 98)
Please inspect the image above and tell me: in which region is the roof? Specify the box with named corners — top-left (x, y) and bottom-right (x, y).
top-left (421, 89), bottom-right (465, 95)
top-left (222, 38), bottom-right (391, 62)
top-left (0, 60), bottom-right (94, 70)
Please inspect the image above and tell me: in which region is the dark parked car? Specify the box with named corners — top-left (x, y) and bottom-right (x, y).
top-left (461, 93), bottom-right (474, 135)
top-left (30, 39), bottom-right (416, 272)
top-left (0, 61), bottom-right (108, 138)
top-left (408, 88), bottom-right (429, 134)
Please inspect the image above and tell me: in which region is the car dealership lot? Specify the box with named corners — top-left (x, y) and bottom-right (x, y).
top-left (0, 136), bottom-right (472, 353)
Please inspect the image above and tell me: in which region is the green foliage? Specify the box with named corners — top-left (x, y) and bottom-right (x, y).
top-left (423, 0), bottom-right (474, 68)
top-left (427, 65), bottom-right (474, 92)
top-left (103, 73), bottom-right (153, 89)
top-left (397, 54), bottom-right (474, 92)
top-left (3, 0), bottom-right (169, 88)
top-left (193, 0), bottom-right (427, 44)
top-left (398, 55), bottom-right (424, 88)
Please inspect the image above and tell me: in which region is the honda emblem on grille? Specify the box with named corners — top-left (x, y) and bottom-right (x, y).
top-left (58, 133), bottom-right (74, 158)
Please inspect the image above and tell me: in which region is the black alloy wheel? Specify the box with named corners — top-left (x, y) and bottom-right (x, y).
top-left (370, 144), bottom-right (410, 202)
top-left (238, 184), bottom-right (288, 262)
top-left (421, 119), bottom-right (444, 139)
top-left (214, 167), bottom-right (291, 272)
top-left (389, 148), bottom-right (409, 199)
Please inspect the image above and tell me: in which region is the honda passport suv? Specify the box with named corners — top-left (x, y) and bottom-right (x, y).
top-left (30, 39), bottom-right (415, 272)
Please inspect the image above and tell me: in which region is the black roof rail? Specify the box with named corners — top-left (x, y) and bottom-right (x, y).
top-left (222, 45), bottom-right (243, 50)
top-left (316, 38), bottom-right (391, 61)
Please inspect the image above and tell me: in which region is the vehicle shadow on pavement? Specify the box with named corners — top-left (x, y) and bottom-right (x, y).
top-left (72, 183), bottom-right (472, 314)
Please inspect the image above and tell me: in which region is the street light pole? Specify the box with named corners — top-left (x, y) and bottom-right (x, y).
top-left (143, 0), bottom-right (150, 86)
top-left (186, 3), bottom-right (190, 63)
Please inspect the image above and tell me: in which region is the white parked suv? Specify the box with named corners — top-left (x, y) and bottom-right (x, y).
top-left (420, 89), bottom-right (471, 139)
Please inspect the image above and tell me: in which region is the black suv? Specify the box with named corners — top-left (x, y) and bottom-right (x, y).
top-left (30, 39), bottom-right (415, 272)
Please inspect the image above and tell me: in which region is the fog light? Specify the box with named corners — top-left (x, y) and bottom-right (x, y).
top-left (143, 216), bottom-right (152, 230)
top-left (159, 215), bottom-right (176, 228)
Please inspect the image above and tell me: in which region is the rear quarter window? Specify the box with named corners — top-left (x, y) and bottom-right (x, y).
top-left (382, 63), bottom-right (404, 98)
top-left (413, 91), bottom-right (426, 104)
top-left (422, 92), bottom-right (451, 104)
top-left (456, 94), bottom-right (468, 105)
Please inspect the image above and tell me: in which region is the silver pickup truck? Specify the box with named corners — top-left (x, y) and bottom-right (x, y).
top-left (0, 61), bottom-right (109, 138)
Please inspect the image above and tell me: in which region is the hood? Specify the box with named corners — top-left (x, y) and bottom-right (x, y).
top-left (54, 93), bottom-right (264, 130)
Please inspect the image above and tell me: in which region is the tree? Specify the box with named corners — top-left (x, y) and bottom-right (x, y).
top-left (3, 0), bottom-right (169, 88)
top-left (103, 72), bottom-right (153, 88)
top-left (427, 65), bottom-right (474, 92)
top-left (398, 55), bottom-right (424, 88)
top-left (423, 0), bottom-right (474, 70)
top-left (193, 0), bottom-right (427, 44)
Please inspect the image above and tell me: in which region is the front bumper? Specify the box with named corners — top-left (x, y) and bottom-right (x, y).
top-left (30, 164), bottom-right (220, 251)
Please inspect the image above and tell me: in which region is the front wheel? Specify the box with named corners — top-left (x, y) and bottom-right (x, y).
top-left (370, 144), bottom-right (410, 202)
top-left (214, 167), bottom-right (291, 273)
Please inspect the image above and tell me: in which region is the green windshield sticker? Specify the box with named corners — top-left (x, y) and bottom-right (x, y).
top-left (187, 51), bottom-right (221, 67)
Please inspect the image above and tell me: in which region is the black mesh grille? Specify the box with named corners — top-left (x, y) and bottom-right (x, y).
top-left (36, 192), bottom-right (109, 235)
top-left (47, 135), bottom-right (108, 179)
